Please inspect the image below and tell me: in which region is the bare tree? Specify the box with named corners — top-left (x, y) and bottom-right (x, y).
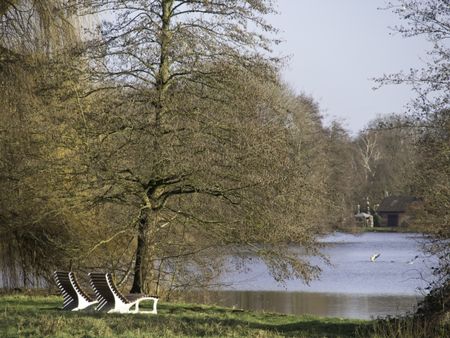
top-left (61, 0), bottom-right (328, 293)
top-left (0, 0), bottom-right (79, 56)
top-left (377, 0), bottom-right (449, 321)
top-left (378, 0), bottom-right (450, 117)
top-left (357, 132), bottom-right (381, 183)
top-left (0, 0), bottom-right (85, 287)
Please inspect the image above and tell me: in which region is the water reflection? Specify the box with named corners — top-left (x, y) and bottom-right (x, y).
top-left (183, 290), bottom-right (422, 319)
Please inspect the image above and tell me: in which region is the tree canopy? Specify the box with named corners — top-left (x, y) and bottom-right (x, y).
top-left (0, 0), bottom-right (332, 293)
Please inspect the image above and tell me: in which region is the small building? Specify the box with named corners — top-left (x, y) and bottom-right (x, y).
top-left (355, 212), bottom-right (374, 227)
top-left (354, 201), bottom-right (374, 227)
top-left (377, 196), bottom-right (420, 227)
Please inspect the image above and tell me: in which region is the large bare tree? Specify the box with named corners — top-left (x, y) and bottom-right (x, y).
top-left (69, 0), bottom-right (326, 293)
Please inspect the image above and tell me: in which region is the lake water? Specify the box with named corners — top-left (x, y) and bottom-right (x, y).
top-left (184, 232), bottom-right (436, 319)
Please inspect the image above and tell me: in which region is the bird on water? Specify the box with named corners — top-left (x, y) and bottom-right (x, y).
top-left (370, 253), bottom-right (381, 262)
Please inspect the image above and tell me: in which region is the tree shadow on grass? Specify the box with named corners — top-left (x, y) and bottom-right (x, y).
top-left (166, 316), bottom-right (366, 337)
top-left (128, 304), bottom-right (368, 338)
top-left (3, 299), bottom-right (369, 337)
top-left (131, 303), bottom-right (368, 337)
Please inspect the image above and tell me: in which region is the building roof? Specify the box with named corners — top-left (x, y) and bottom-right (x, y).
top-left (355, 212), bottom-right (371, 219)
top-left (378, 196), bottom-right (419, 213)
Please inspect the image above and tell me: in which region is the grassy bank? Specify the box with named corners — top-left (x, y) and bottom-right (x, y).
top-left (334, 226), bottom-right (427, 234)
top-left (0, 294), bottom-right (369, 337)
top-left (363, 226), bottom-right (427, 233)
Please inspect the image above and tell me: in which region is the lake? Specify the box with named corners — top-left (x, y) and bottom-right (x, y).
top-left (183, 232), bottom-right (436, 319)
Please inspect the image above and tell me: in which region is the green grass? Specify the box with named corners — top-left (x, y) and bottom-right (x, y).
top-left (0, 294), bottom-right (370, 337)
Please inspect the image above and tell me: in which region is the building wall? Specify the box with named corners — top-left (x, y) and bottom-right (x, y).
top-left (378, 212), bottom-right (409, 227)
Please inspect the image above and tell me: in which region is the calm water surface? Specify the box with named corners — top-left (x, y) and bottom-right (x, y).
top-left (185, 232), bottom-right (436, 319)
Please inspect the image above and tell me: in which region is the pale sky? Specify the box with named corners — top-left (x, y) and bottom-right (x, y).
top-left (268, 0), bottom-right (432, 135)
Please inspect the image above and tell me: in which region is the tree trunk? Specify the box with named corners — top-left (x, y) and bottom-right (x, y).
top-left (130, 215), bottom-right (147, 293)
top-left (130, 1), bottom-right (173, 293)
